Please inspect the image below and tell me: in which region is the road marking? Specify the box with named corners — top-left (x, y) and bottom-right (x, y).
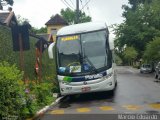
top-left (123, 105), bottom-right (141, 110)
top-left (45, 103), bottom-right (160, 115)
top-left (77, 108), bottom-right (91, 113)
top-left (149, 104), bottom-right (160, 109)
top-left (49, 110), bottom-right (64, 114)
top-left (99, 106), bottom-right (114, 111)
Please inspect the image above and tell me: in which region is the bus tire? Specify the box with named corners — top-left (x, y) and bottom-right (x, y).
top-left (155, 72), bottom-right (158, 79)
top-left (115, 81), bottom-right (117, 88)
top-left (109, 82), bottom-right (117, 95)
top-left (109, 89), bottom-right (115, 95)
top-left (57, 93), bottom-right (62, 98)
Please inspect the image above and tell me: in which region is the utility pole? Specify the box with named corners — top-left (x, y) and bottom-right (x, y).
top-left (76, 0), bottom-right (79, 24)
top-left (0, 0), bottom-right (2, 10)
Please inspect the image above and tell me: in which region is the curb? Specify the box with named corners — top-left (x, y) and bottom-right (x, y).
top-left (30, 96), bottom-right (64, 120)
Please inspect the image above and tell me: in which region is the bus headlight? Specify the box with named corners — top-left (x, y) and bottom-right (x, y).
top-left (61, 88), bottom-right (64, 91)
top-left (103, 72), bottom-right (113, 79)
top-left (61, 81), bottom-right (69, 85)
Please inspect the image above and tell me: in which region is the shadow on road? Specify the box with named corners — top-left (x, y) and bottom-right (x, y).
top-left (58, 89), bottom-right (117, 108)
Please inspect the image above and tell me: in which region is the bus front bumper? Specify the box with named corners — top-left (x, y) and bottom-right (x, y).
top-left (59, 75), bottom-right (116, 96)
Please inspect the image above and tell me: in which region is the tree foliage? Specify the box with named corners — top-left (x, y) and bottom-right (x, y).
top-left (114, 0), bottom-right (160, 63)
top-left (143, 37), bottom-right (160, 62)
top-left (124, 46), bottom-right (138, 65)
top-left (16, 15), bottom-right (47, 34)
top-left (0, 0), bottom-right (14, 10)
top-left (60, 8), bottom-right (92, 24)
top-left (115, 54), bottom-right (122, 65)
top-left (4, 0), bottom-right (13, 5)
top-left (16, 15), bottom-right (30, 25)
top-left (31, 27), bottom-right (47, 34)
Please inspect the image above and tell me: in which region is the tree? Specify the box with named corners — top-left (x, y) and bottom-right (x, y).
top-left (16, 15), bottom-right (47, 34)
top-left (143, 37), bottom-right (160, 62)
top-left (0, 0), bottom-right (14, 10)
top-left (122, 0), bottom-right (152, 12)
top-left (31, 27), bottom-right (47, 34)
top-left (16, 15), bottom-right (30, 25)
top-left (124, 46), bottom-right (138, 65)
top-left (115, 54), bottom-right (123, 65)
top-left (60, 8), bottom-right (92, 25)
top-left (114, 0), bottom-right (160, 62)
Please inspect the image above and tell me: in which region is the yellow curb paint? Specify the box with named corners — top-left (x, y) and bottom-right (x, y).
top-left (99, 106), bottom-right (114, 111)
top-left (49, 110), bottom-right (64, 114)
top-left (77, 108), bottom-right (91, 113)
top-left (149, 104), bottom-right (160, 109)
top-left (123, 105), bottom-right (141, 110)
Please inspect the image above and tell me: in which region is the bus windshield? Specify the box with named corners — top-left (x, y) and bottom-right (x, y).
top-left (57, 30), bottom-right (110, 75)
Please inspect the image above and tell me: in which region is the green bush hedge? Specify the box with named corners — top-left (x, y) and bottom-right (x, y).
top-left (0, 61), bottom-right (55, 119)
top-left (0, 61), bottom-right (25, 119)
top-left (23, 82), bottom-right (55, 119)
top-left (0, 25), bottom-right (58, 119)
top-left (0, 25), bottom-right (56, 82)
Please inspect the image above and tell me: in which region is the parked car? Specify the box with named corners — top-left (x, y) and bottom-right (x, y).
top-left (140, 64), bottom-right (152, 73)
top-left (155, 62), bottom-right (160, 80)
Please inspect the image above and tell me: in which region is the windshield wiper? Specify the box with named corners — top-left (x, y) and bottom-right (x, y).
top-left (82, 50), bottom-right (97, 74)
top-left (83, 55), bottom-right (98, 74)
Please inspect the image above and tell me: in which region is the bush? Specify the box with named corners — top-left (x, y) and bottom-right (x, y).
top-left (22, 83), bottom-right (55, 119)
top-left (0, 61), bottom-right (55, 119)
top-left (133, 65), bottom-right (140, 69)
top-left (0, 61), bottom-right (25, 119)
top-left (33, 83), bottom-right (53, 106)
top-left (0, 25), bottom-right (57, 119)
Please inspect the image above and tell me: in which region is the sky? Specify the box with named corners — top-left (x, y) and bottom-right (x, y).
top-left (1, 0), bottom-right (128, 39)
top-left (8, 0), bottom-right (128, 28)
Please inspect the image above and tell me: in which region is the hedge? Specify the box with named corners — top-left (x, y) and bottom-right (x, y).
top-left (0, 24), bottom-right (57, 119)
top-left (0, 24), bottom-right (56, 82)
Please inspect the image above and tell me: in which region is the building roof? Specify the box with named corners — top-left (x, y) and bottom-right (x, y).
top-left (57, 22), bottom-right (108, 36)
top-left (0, 11), bottom-right (17, 26)
top-left (45, 14), bottom-right (68, 26)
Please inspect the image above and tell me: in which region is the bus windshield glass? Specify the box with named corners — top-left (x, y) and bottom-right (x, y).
top-left (57, 30), bottom-right (110, 75)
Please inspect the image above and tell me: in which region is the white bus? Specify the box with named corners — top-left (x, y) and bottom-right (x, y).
top-left (48, 22), bottom-right (117, 96)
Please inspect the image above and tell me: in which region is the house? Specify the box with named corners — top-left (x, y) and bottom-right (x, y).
top-left (45, 14), bottom-right (68, 41)
top-left (0, 11), bottom-right (18, 27)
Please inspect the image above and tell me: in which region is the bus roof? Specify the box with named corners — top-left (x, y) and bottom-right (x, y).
top-left (57, 22), bottom-right (108, 36)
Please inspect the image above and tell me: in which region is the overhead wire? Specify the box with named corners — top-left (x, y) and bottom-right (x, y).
top-left (60, 0), bottom-right (74, 10)
top-left (86, 0), bottom-right (91, 16)
top-left (69, 0), bottom-right (75, 9)
top-left (81, 0), bottom-right (91, 10)
top-left (80, 0), bottom-right (83, 7)
top-left (80, 0), bottom-right (83, 12)
top-left (64, 0), bottom-right (75, 9)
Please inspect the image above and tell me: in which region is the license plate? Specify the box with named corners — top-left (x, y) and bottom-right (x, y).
top-left (81, 87), bottom-right (91, 92)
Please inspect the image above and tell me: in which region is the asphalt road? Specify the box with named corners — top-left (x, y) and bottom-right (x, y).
top-left (38, 66), bottom-right (160, 120)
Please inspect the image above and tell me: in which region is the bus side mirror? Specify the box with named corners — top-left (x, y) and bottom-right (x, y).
top-left (48, 42), bottom-right (55, 59)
